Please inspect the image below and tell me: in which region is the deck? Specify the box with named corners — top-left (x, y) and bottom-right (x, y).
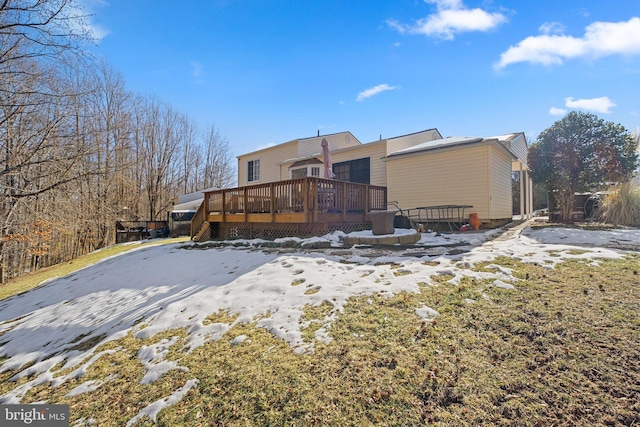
top-left (191, 177), bottom-right (387, 240)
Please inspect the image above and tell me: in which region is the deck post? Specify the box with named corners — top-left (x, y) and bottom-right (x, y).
top-left (365, 185), bottom-right (370, 212)
top-left (243, 189), bottom-right (248, 222)
top-left (312, 178), bottom-right (319, 223)
top-left (221, 191), bottom-right (226, 222)
top-left (303, 178), bottom-right (311, 223)
top-left (341, 181), bottom-right (347, 222)
top-left (270, 182), bottom-right (275, 223)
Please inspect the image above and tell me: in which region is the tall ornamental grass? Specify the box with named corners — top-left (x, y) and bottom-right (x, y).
top-left (597, 182), bottom-right (640, 226)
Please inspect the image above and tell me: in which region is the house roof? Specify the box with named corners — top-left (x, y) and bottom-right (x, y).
top-left (386, 136), bottom-right (484, 157)
top-left (237, 131), bottom-right (360, 159)
top-left (289, 158), bottom-right (323, 168)
top-left (172, 187), bottom-right (218, 211)
top-left (298, 130), bottom-right (359, 142)
top-left (173, 199), bottom-right (203, 212)
top-left (385, 133), bottom-right (525, 161)
top-left (176, 187), bottom-right (218, 203)
top-left (385, 128), bottom-right (442, 141)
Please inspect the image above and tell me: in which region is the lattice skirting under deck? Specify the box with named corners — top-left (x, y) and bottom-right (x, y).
top-left (209, 222), bottom-right (372, 240)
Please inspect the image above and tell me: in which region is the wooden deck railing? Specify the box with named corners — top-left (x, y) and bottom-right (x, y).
top-left (193, 177), bottom-right (386, 238)
top-left (190, 195), bottom-right (209, 238)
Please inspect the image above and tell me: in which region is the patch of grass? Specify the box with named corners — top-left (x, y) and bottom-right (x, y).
top-left (1, 253), bottom-right (639, 426)
top-left (0, 237), bottom-right (190, 301)
top-left (300, 302), bottom-right (334, 342)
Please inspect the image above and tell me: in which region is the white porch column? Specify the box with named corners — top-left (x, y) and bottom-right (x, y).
top-left (519, 164), bottom-right (525, 220)
top-left (527, 173), bottom-right (534, 219)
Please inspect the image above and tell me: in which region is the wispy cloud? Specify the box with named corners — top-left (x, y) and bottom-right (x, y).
top-left (539, 22), bottom-right (566, 35)
top-left (549, 107), bottom-right (567, 116)
top-left (496, 17), bottom-right (640, 69)
top-left (190, 61), bottom-right (204, 77)
top-left (77, 0), bottom-right (110, 41)
top-left (356, 84), bottom-right (398, 102)
top-left (387, 0), bottom-right (507, 40)
top-left (564, 96), bottom-right (616, 114)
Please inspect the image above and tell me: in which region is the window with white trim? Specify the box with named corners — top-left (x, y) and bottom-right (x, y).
top-left (248, 160), bottom-right (260, 182)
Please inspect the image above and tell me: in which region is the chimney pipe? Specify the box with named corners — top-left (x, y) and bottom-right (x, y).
top-left (317, 130), bottom-right (320, 137)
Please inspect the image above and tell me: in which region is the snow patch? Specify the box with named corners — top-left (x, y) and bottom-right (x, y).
top-left (125, 379), bottom-right (199, 426)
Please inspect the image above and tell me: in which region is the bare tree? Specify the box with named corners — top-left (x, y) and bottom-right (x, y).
top-left (0, 1), bottom-right (239, 282)
top-left (202, 124), bottom-right (235, 189)
top-left (0, 60), bottom-right (92, 281)
top-left (0, 0), bottom-right (94, 67)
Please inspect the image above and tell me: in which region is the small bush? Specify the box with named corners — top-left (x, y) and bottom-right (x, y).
top-left (597, 183), bottom-right (640, 226)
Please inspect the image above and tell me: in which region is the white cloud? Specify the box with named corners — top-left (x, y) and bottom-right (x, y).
top-left (539, 22), bottom-right (565, 35)
top-left (190, 61), bottom-right (204, 77)
top-left (356, 84), bottom-right (398, 102)
top-left (565, 96), bottom-right (616, 114)
top-left (549, 107), bottom-right (567, 116)
top-left (496, 17), bottom-right (640, 69)
top-left (76, 0), bottom-right (110, 41)
top-left (387, 0), bottom-right (507, 40)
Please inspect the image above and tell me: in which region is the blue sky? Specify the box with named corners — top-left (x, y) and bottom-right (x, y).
top-left (86, 0), bottom-right (640, 156)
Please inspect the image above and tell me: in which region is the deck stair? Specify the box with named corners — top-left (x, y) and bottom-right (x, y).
top-left (193, 221), bottom-right (210, 242)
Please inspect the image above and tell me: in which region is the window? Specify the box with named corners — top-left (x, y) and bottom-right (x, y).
top-left (290, 166), bottom-right (321, 179)
top-left (248, 160), bottom-right (260, 182)
top-left (332, 158), bottom-right (370, 184)
top-left (291, 168), bottom-right (307, 179)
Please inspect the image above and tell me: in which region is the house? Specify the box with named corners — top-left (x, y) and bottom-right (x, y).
top-left (237, 129), bottom-right (443, 187)
top-left (235, 129), bottom-right (532, 229)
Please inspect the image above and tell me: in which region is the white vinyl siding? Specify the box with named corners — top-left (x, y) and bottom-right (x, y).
top-left (297, 133), bottom-right (360, 158)
top-left (507, 134), bottom-right (528, 166)
top-left (237, 141), bottom-right (298, 186)
top-left (386, 129), bottom-right (442, 155)
top-left (488, 146), bottom-right (514, 219)
top-left (387, 144), bottom-right (512, 222)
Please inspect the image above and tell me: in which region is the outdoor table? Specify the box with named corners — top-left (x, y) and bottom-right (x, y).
top-left (416, 205), bottom-right (473, 231)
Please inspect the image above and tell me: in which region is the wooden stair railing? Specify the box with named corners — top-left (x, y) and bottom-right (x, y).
top-left (193, 221), bottom-right (210, 242)
top-left (190, 198), bottom-right (208, 240)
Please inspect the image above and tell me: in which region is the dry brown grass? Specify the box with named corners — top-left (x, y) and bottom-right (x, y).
top-left (1, 251), bottom-right (639, 426)
top-left (597, 183), bottom-right (640, 227)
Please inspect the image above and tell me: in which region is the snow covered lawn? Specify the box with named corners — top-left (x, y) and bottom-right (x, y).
top-left (0, 223), bottom-right (638, 425)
